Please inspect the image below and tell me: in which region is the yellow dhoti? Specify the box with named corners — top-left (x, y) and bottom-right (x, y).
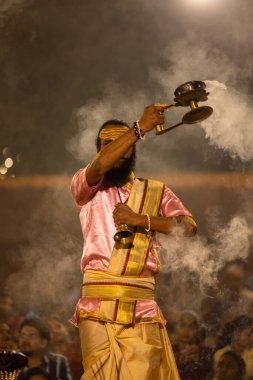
top-left (78, 179), bottom-right (181, 379)
top-left (79, 319), bottom-right (180, 380)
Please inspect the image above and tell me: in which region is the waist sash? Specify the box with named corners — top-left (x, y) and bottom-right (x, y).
top-left (83, 270), bottom-right (155, 301)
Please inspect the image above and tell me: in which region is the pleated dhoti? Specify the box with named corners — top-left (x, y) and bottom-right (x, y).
top-left (79, 319), bottom-right (180, 380)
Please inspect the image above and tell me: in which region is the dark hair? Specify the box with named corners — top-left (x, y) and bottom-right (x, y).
top-left (24, 367), bottom-right (51, 380)
top-left (231, 315), bottom-right (253, 331)
top-left (95, 119), bottom-right (130, 151)
top-left (19, 315), bottom-right (51, 343)
top-left (219, 350), bottom-right (246, 379)
top-left (216, 315), bottom-right (253, 350)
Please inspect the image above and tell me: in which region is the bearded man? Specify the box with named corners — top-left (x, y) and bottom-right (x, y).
top-left (70, 104), bottom-right (197, 380)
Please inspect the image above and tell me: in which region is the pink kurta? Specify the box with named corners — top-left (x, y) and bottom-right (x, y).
top-left (70, 166), bottom-right (191, 326)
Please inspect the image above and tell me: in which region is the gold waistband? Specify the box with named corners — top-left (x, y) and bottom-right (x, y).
top-left (82, 270), bottom-right (155, 301)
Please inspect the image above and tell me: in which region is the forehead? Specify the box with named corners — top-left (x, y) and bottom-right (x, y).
top-left (179, 315), bottom-right (198, 325)
top-left (21, 325), bottom-right (39, 335)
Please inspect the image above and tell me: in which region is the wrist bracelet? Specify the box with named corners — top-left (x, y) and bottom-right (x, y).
top-left (145, 214), bottom-right (151, 232)
top-left (133, 120), bottom-right (145, 140)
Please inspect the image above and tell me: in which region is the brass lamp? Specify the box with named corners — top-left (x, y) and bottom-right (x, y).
top-left (0, 351), bottom-right (28, 380)
top-left (155, 80), bottom-right (213, 135)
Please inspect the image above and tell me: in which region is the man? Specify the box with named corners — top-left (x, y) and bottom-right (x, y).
top-left (214, 315), bottom-right (253, 380)
top-left (172, 311), bottom-right (213, 380)
top-left (0, 321), bottom-right (17, 349)
top-left (70, 104), bottom-right (197, 380)
top-left (18, 315), bottom-right (72, 380)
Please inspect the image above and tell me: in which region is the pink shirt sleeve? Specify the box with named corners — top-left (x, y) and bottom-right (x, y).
top-left (70, 165), bottom-right (104, 206)
top-left (160, 186), bottom-right (192, 217)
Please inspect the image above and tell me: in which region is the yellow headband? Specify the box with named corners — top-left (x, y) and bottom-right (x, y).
top-left (99, 126), bottom-right (129, 140)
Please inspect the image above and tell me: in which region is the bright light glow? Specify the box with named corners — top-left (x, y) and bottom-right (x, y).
top-left (0, 165), bottom-right (8, 175)
top-left (183, 0), bottom-right (221, 6)
top-left (186, 0), bottom-right (212, 3)
top-left (4, 157), bottom-right (14, 168)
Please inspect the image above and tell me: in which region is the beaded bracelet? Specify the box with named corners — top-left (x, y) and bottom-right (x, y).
top-left (145, 214), bottom-right (151, 232)
top-left (133, 120), bottom-right (145, 140)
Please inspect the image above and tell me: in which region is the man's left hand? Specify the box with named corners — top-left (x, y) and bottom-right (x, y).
top-left (113, 203), bottom-right (138, 227)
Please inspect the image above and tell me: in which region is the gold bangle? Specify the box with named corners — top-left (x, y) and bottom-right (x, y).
top-left (145, 214), bottom-right (151, 232)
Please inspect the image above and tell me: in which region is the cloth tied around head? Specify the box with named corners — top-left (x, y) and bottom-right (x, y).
top-left (99, 126), bottom-right (130, 140)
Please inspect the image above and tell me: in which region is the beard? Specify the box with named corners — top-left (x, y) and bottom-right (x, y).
top-left (105, 149), bottom-right (136, 186)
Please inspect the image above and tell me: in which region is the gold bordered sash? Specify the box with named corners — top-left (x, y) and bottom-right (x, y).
top-left (98, 178), bottom-right (165, 324)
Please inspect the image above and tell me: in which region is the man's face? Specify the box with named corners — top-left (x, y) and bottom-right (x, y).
top-left (19, 326), bottom-right (47, 357)
top-left (216, 354), bottom-right (242, 380)
top-left (176, 315), bottom-right (199, 344)
top-left (232, 326), bottom-right (253, 350)
top-left (0, 296), bottom-right (13, 318)
top-left (100, 124), bottom-right (134, 164)
top-left (99, 124), bottom-right (136, 184)
top-left (47, 318), bottom-right (69, 344)
top-left (0, 323), bottom-right (12, 349)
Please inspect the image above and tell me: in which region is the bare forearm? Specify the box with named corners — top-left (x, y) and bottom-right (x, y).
top-left (134, 214), bottom-right (197, 237)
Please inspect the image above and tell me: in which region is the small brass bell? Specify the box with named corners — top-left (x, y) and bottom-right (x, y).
top-left (113, 224), bottom-right (133, 245)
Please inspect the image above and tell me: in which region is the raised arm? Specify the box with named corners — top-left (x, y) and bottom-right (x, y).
top-left (86, 104), bottom-right (169, 186)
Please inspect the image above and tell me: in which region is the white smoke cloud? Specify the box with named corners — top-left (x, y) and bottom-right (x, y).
top-left (158, 215), bottom-right (252, 289)
top-left (68, 34), bottom-right (253, 165)
top-left (201, 80), bottom-right (253, 161)
top-left (67, 86), bottom-right (149, 162)
top-left (4, 188), bottom-right (82, 315)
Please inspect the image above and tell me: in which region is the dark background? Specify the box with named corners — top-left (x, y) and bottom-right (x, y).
top-left (0, 0), bottom-right (252, 318)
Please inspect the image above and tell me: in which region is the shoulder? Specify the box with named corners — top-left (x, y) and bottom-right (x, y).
top-left (44, 352), bottom-right (69, 364)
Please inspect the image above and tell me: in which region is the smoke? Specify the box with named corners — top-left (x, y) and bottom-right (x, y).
top-left (68, 32), bottom-right (253, 168)
top-left (202, 80), bottom-right (253, 161)
top-left (67, 85), bottom-right (149, 162)
top-left (158, 214), bottom-right (252, 289)
top-left (4, 187), bottom-right (82, 317)
top-left (152, 37), bottom-right (253, 162)
top-left (0, 0), bottom-right (31, 15)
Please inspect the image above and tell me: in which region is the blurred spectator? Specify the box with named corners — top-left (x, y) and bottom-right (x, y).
top-left (214, 315), bottom-right (253, 380)
top-left (213, 350), bottom-right (246, 380)
top-left (17, 314), bottom-right (72, 380)
top-left (200, 289), bottom-right (223, 349)
top-left (22, 367), bottom-right (51, 380)
top-left (46, 315), bottom-right (82, 380)
top-left (246, 247), bottom-right (253, 295)
top-left (172, 310), bottom-right (213, 380)
top-left (0, 292), bottom-right (24, 337)
top-left (217, 260), bottom-right (253, 325)
top-left (0, 322), bottom-right (17, 350)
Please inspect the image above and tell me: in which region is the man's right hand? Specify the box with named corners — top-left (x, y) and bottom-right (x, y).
top-left (138, 104), bottom-right (170, 134)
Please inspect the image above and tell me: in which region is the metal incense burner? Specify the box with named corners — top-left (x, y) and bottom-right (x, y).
top-left (0, 351), bottom-right (28, 380)
top-left (155, 80), bottom-right (213, 135)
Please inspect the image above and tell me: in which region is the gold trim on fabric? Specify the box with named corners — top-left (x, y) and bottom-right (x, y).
top-left (78, 311), bottom-right (164, 325)
top-left (100, 179), bottom-right (164, 324)
top-left (99, 126), bottom-right (129, 140)
top-left (123, 179), bottom-right (165, 276)
top-left (83, 283), bottom-right (154, 301)
top-left (82, 270), bottom-right (155, 301)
